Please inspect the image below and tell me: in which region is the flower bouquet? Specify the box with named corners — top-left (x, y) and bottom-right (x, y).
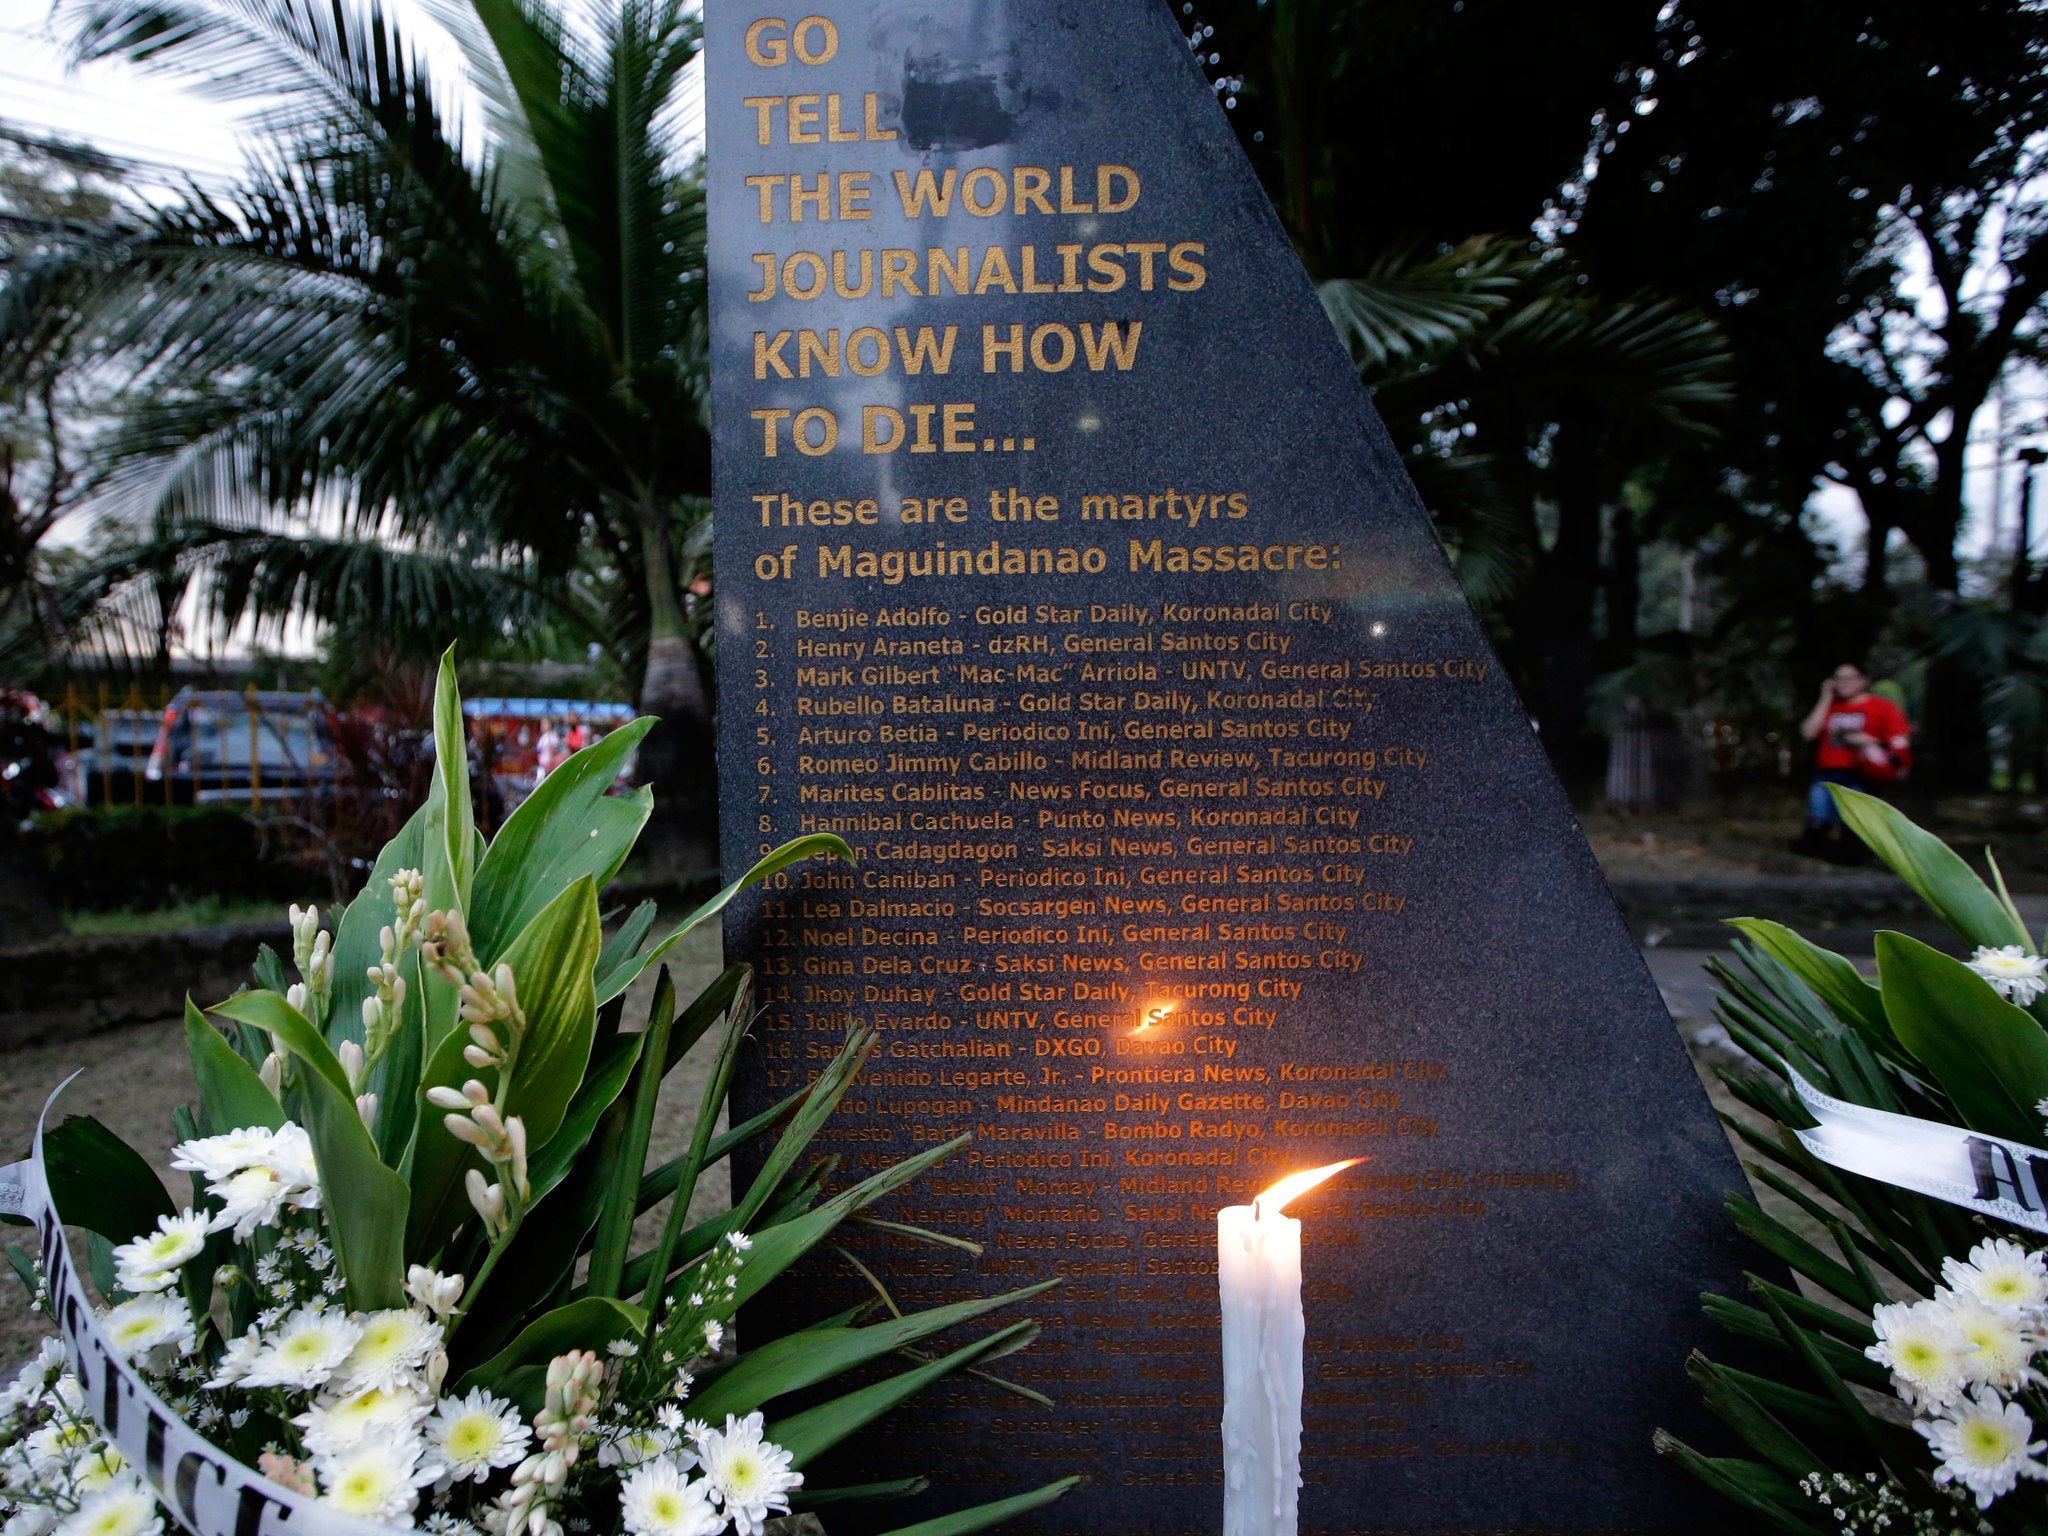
top-left (0, 651), bottom-right (1074, 1536)
top-left (1658, 786), bottom-right (2048, 1531)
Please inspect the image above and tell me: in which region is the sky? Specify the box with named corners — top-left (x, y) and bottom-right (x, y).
top-left (0, 0), bottom-right (245, 187)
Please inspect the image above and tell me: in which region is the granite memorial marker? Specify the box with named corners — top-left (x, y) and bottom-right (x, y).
top-left (708, 2), bottom-right (1749, 1529)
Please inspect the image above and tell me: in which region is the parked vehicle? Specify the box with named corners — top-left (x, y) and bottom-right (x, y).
top-left (145, 689), bottom-right (336, 803)
top-left (69, 708), bottom-right (163, 805)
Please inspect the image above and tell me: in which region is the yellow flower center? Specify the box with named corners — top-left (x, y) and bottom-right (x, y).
top-left (448, 1416), bottom-right (498, 1459)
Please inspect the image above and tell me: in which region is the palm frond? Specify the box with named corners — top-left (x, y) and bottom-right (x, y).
top-left (1315, 234), bottom-right (1527, 378)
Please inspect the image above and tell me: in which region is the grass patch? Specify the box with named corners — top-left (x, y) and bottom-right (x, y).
top-left (64, 897), bottom-right (289, 937)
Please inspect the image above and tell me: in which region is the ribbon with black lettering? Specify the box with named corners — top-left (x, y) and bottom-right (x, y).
top-left (0, 1078), bottom-right (390, 1536)
top-left (1787, 1068), bottom-right (2048, 1234)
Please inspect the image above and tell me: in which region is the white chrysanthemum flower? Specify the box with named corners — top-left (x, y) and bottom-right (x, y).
top-left (294, 1386), bottom-right (431, 1459)
top-left (207, 1166), bottom-right (297, 1240)
top-left (619, 1459), bottom-right (721, 1536)
top-left (600, 1426), bottom-right (675, 1470)
top-left (655, 1404), bottom-right (685, 1433)
top-left (73, 1447), bottom-right (129, 1492)
top-left (1918, 1388), bottom-right (2048, 1509)
top-left (339, 1309), bottom-right (442, 1394)
top-left (1946, 1298), bottom-right (2045, 1390)
top-left (24, 1419), bottom-right (98, 1473)
top-left (1969, 946), bottom-right (2048, 1006)
top-left (315, 1442), bottom-right (425, 1524)
top-left (100, 1296), bottom-right (196, 1363)
top-left (264, 1124), bottom-right (321, 1197)
top-left (1868, 1298), bottom-right (1976, 1409)
top-left (702, 1320), bottom-right (724, 1353)
top-left (110, 1211), bottom-right (208, 1294)
top-left (0, 1339), bottom-right (64, 1416)
top-left (692, 1414), bottom-right (801, 1536)
top-left (1946, 1238), bottom-right (2048, 1317)
top-left (6, 1505), bottom-right (58, 1536)
top-left (425, 1389), bottom-right (530, 1482)
top-left (169, 1128), bottom-right (278, 1182)
top-left (240, 1307), bottom-right (362, 1391)
top-left (54, 1481), bottom-right (162, 1536)
top-left (206, 1332), bottom-right (266, 1389)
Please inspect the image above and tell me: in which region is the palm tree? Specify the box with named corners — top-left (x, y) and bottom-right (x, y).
top-left (19, 0), bottom-right (721, 869)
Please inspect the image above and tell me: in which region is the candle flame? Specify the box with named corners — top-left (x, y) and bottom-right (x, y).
top-left (1255, 1158), bottom-right (1365, 1218)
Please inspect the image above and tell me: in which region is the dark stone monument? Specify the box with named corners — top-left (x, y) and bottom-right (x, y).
top-left (709, 3), bottom-right (1747, 1529)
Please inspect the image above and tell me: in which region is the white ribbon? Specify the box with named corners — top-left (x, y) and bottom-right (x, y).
top-left (0, 1078), bottom-right (394, 1536)
top-left (1787, 1068), bottom-right (2048, 1234)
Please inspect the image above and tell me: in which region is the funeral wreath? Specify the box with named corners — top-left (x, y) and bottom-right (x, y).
top-left (0, 650), bottom-right (1075, 1536)
top-left (1661, 786), bottom-right (2048, 1532)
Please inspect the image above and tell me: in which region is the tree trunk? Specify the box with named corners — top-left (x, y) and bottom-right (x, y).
top-left (1604, 500), bottom-right (1639, 661)
top-left (634, 507), bottom-right (720, 883)
top-left (1525, 414), bottom-right (1607, 799)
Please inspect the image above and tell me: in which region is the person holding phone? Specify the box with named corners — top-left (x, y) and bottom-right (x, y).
top-left (1794, 662), bottom-right (1912, 859)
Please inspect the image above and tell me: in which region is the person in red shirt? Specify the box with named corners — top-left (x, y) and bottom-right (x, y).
top-left (1795, 662), bottom-right (1913, 858)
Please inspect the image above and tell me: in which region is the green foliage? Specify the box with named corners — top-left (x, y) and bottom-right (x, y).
top-left (53, 656), bottom-right (1072, 1534)
top-left (1663, 795), bottom-right (2048, 1528)
top-left (40, 1114), bottom-right (173, 1249)
top-left (24, 805), bottom-right (313, 913)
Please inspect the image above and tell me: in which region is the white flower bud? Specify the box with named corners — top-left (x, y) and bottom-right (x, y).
top-left (355, 1093), bottom-right (379, 1129)
top-left (462, 1079), bottom-right (491, 1106)
top-left (445, 1114), bottom-right (493, 1150)
top-left (259, 1053), bottom-right (284, 1095)
top-left (463, 1045), bottom-right (495, 1068)
top-left (338, 1040), bottom-right (366, 1090)
top-left (285, 982), bottom-right (308, 1014)
top-left (425, 1086), bottom-right (469, 1111)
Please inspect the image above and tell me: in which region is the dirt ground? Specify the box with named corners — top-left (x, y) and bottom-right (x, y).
top-left (0, 923), bottom-right (731, 1371)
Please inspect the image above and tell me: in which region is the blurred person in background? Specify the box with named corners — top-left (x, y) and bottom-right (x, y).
top-left (1794, 662), bottom-right (1912, 861)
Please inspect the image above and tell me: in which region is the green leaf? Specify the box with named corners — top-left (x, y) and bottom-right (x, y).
top-left (456, 1296), bottom-right (646, 1413)
top-left (1830, 787), bottom-right (2029, 950)
top-left (1725, 920), bottom-right (1890, 1048)
top-left (1682, 1351), bottom-right (1823, 1479)
top-left (42, 1116), bottom-right (174, 1245)
top-left (212, 991), bottom-right (409, 1310)
top-left (500, 878), bottom-right (604, 1151)
top-left (325, 805), bottom-right (428, 1049)
top-left (598, 836), bottom-right (852, 1004)
top-left (407, 879), bottom-right (603, 1263)
top-left (212, 990), bottom-right (352, 1100)
top-left (183, 997), bottom-right (285, 1135)
top-left (430, 643), bottom-right (476, 912)
top-left (725, 1137), bottom-right (973, 1309)
top-left (586, 970), bottom-right (676, 1298)
top-left (869, 1479), bottom-right (1082, 1536)
top-left (768, 1322), bottom-right (1038, 1467)
top-left (527, 1032), bottom-right (645, 1205)
top-left (420, 647), bottom-right (477, 1060)
top-left (690, 1281), bottom-right (1060, 1422)
top-left (1651, 1432), bottom-right (1816, 1534)
top-left (1875, 931), bottom-right (2048, 1142)
top-left (791, 1480), bottom-right (929, 1512)
top-left (595, 902), bottom-right (660, 1002)
top-left (469, 718), bottom-right (654, 961)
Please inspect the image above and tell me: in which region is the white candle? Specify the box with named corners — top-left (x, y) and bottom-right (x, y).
top-left (1218, 1161), bottom-right (1361, 1536)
